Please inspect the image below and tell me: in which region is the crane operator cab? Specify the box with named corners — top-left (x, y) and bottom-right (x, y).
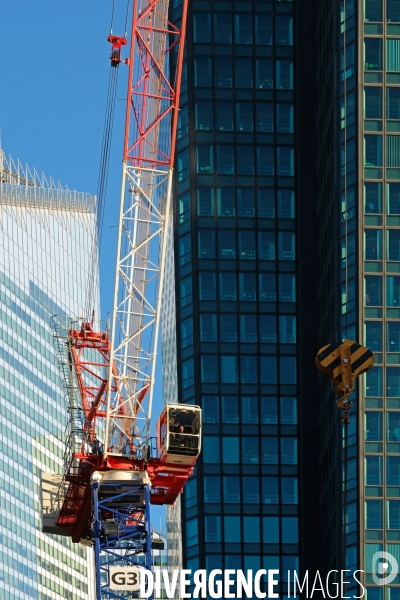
top-left (156, 404), bottom-right (202, 466)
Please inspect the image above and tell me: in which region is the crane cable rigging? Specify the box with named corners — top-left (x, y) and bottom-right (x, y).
top-left (84, 0), bottom-right (130, 323)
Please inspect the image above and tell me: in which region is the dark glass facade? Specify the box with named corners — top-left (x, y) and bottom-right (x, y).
top-left (168, 0), bottom-right (320, 591)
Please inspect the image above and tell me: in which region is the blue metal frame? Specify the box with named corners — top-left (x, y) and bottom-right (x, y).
top-left (92, 481), bottom-right (153, 600)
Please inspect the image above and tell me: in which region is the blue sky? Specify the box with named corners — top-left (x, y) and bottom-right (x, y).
top-left (1, 2), bottom-right (166, 528)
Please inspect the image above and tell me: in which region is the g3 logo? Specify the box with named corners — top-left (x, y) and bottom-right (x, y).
top-left (372, 552), bottom-right (399, 585)
top-left (109, 566), bottom-right (141, 590)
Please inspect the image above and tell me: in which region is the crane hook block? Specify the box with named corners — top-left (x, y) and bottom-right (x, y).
top-left (315, 339), bottom-right (375, 409)
top-left (108, 35), bottom-right (128, 67)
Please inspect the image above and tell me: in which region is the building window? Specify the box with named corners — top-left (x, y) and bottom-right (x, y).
top-left (216, 101), bottom-right (233, 131)
top-left (387, 136), bottom-right (400, 168)
top-left (256, 103), bottom-right (273, 132)
top-left (239, 231), bottom-right (256, 259)
top-left (387, 501), bottom-right (400, 530)
top-left (277, 147), bottom-right (294, 176)
top-left (387, 39), bottom-right (400, 72)
top-left (220, 314), bottom-right (237, 342)
top-left (365, 229), bottom-right (382, 260)
top-left (242, 396), bottom-right (258, 423)
top-left (180, 276), bottom-right (192, 307)
top-left (240, 356), bottom-right (258, 384)
top-left (365, 321), bottom-right (383, 352)
top-left (262, 477), bottom-right (279, 504)
top-left (364, 87), bottom-right (383, 119)
top-left (181, 317), bottom-right (193, 348)
top-left (177, 104), bottom-right (188, 139)
top-left (235, 58), bottom-right (253, 88)
top-left (262, 437), bottom-right (278, 464)
top-left (199, 272), bottom-right (216, 300)
top-left (277, 104), bottom-right (294, 133)
top-left (387, 456), bottom-right (400, 485)
top-left (365, 182), bottom-right (383, 214)
top-left (255, 59), bottom-right (273, 89)
top-left (222, 396), bottom-right (239, 423)
top-left (179, 234), bottom-right (191, 266)
top-left (237, 146), bottom-right (255, 175)
top-left (280, 315), bottom-right (296, 343)
top-left (219, 230), bottom-right (236, 259)
top-left (260, 273), bottom-right (276, 302)
top-left (182, 358), bottom-right (194, 389)
top-left (282, 517), bottom-right (298, 543)
top-left (200, 314), bottom-right (217, 342)
top-left (243, 437), bottom-right (259, 464)
top-left (281, 477), bottom-right (298, 504)
top-left (243, 477), bottom-right (260, 503)
top-left (177, 149), bottom-right (189, 182)
top-left (202, 396), bottom-right (219, 424)
top-left (218, 188), bottom-right (235, 217)
top-left (185, 478), bottom-right (198, 508)
top-left (281, 438), bottom-right (297, 464)
top-left (365, 455), bottom-right (383, 485)
top-left (203, 437), bottom-right (220, 463)
top-left (243, 517), bottom-right (260, 543)
top-left (193, 13), bottom-right (211, 42)
top-left (365, 275), bottom-right (382, 305)
top-left (240, 315), bottom-right (257, 343)
top-left (257, 146), bottom-right (274, 175)
top-left (281, 397), bottom-right (297, 424)
top-left (366, 500), bottom-right (383, 529)
top-left (279, 273), bottom-right (296, 302)
top-left (341, 43), bottom-right (355, 79)
top-left (387, 183), bottom-right (400, 214)
top-left (388, 0), bottom-right (400, 22)
top-left (221, 355), bottom-right (238, 383)
top-left (278, 232), bottom-right (295, 260)
top-left (236, 103), bottom-right (254, 132)
top-left (239, 273), bottom-right (257, 301)
top-left (364, 38), bottom-right (382, 70)
top-left (223, 437), bottom-right (239, 463)
top-left (186, 518), bottom-right (198, 547)
top-left (201, 355), bottom-right (219, 383)
top-left (238, 188), bottom-right (255, 217)
top-left (260, 315), bottom-right (277, 343)
top-left (198, 230), bottom-right (215, 258)
top-left (194, 57), bottom-right (212, 86)
top-left (260, 356), bottom-right (277, 383)
top-left (204, 476), bottom-right (220, 503)
top-left (215, 58), bottom-right (233, 88)
top-left (178, 191), bottom-right (190, 224)
top-left (195, 102), bottom-right (213, 131)
top-left (219, 272), bottom-right (236, 300)
top-left (205, 516), bottom-right (221, 542)
top-left (364, 0), bottom-right (382, 21)
top-left (366, 367), bottom-right (383, 396)
top-left (196, 145), bottom-right (214, 173)
top-left (224, 517), bottom-right (241, 542)
top-left (197, 188), bottom-right (214, 216)
top-left (255, 15), bottom-right (272, 45)
top-left (388, 322), bottom-right (400, 352)
top-left (276, 16), bottom-right (293, 45)
top-left (387, 410), bottom-right (400, 438)
top-left (387, 276), bottom-right (400, 305)
top-left (260, 397), bottom-right (278, 424)
top-left (224, 477), bottom-right (240, 503)
top-left (214, 14), bottom-right (232, 44)
top-left (387, 230), bottom-right (400, 260)
top-left (234, 14), bottom-right (253, 44)
top-left (365, 412), bottom-right (382, 441)
top-left (276, 60), bottom-right (293, 89)
top-left (263, 517), bottom-right (279, 543)
top-left (280, 356), bottom-right (297, 384)
top-left (364, 135), bottom-right (383, 166)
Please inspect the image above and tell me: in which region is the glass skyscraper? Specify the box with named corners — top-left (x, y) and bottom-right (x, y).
top-left (0, 150), bottom-right (98, 600)
top-left (165, 0), bottom-right (317, 593)
top-left (165, 0), bottom-right (400, 594)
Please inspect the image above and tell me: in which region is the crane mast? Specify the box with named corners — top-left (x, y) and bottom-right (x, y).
top-left (105, 0), bottom-right (188, 461)
top-left (41, 1), bottom-right (202, 598)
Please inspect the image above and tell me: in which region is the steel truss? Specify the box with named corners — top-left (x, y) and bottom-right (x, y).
top-left (104, 0), bottom-right (188, 458)
top-left (92, 481), bottom-right (152, 600)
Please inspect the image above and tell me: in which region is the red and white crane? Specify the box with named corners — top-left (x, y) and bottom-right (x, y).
top-left (44, 0), bottom-right (201, 596)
